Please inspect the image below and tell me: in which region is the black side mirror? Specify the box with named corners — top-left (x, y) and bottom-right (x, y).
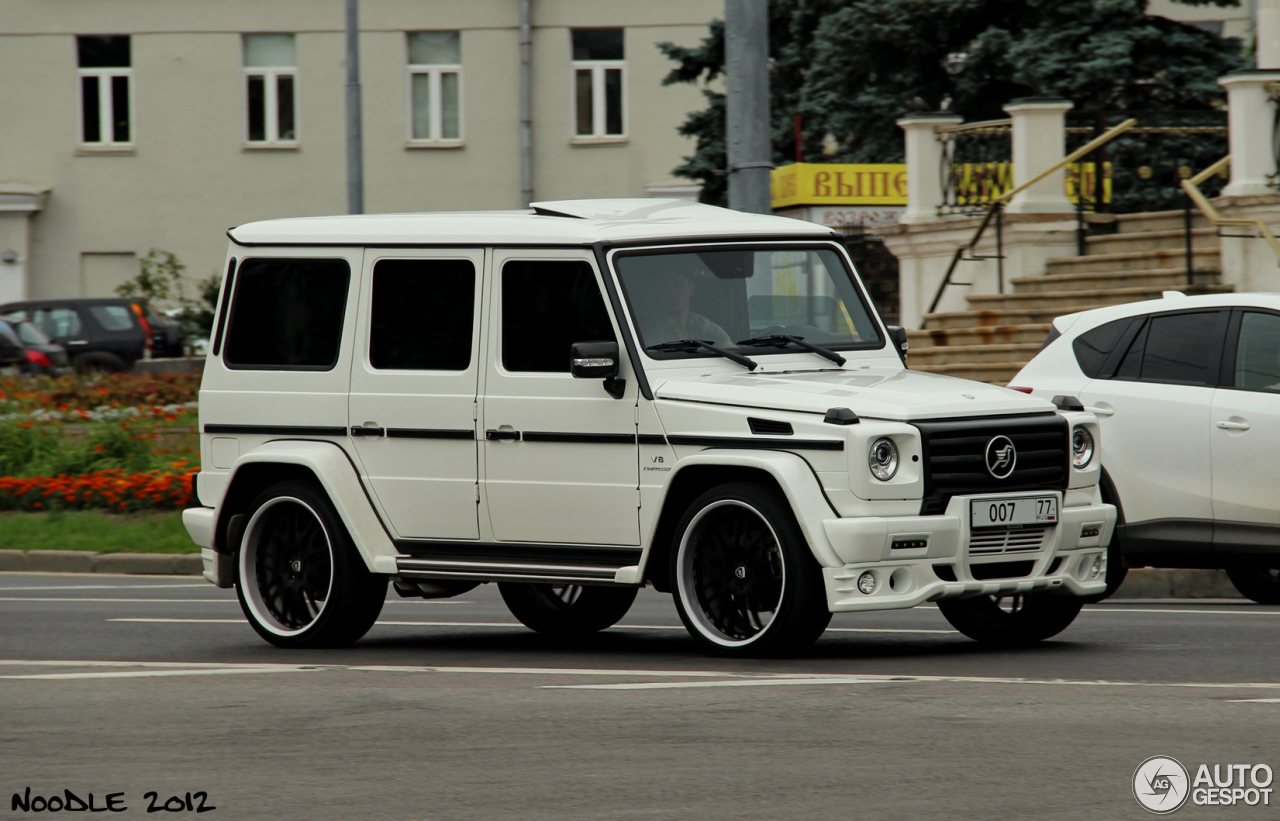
top-left (887, 325), bottom-right (909, 364)
top-left (570, 340), bottom-right (626, 399)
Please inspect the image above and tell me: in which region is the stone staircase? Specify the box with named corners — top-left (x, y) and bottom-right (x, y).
top-left (908, 210), bottom-right (1233, 385)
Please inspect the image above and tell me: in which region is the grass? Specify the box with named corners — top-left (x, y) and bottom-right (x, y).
top-left (0, 510), bottom-right (199, 553)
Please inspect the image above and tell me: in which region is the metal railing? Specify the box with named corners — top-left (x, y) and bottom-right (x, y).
top-left (927, 118), bottom-right (1137, 315)
top-left (937, 119), bottom-right (1013, 216)
top-left (1181, 155), bottom-right (1280, 265)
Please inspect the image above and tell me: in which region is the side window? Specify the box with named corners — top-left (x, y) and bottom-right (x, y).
top-left (1136, 311), bottom-right (1223, 385)
top-left (1072, 317), bottom-right (1133, 378)
top-left (224, 258), bottom-right (350, 370)
top-left (87, 305), bottom-right (134, 332)
top-left (33, 308), bottom-right (82, 338)
top-left (501, 260), bottom-right (616, 373)
top-left (1233, 311), bottom-right (1280, 391)
top-left (369, 259), bottom-right (475, 370)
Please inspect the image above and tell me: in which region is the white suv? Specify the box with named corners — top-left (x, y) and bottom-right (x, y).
top-left (182, 199), bottom-right (1114, 656)
top-left (1012, 291), bottom-right (1280, 603)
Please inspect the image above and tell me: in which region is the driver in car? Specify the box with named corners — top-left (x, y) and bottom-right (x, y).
top-left (635, 268), bottom-right (732, 348)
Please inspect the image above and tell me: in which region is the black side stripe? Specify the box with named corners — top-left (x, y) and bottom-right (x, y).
top-left (665, 434), bottom-right (845, 451)
top-left (386, 428), bottom-right (475, 440)
top-left (638, 434), bottom-right (668, 446)
top-left (521, 431), bottom-right (636, 444)
top-left (204, 424), bottom-right (347, 437)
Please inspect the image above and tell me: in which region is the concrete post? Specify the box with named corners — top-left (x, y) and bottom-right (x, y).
top-left (1220, 71), bottom-right (1280, 197)
top-left (725, 0), bottom-right (771, 214)
top-left (897, 113), bottom-right (962, 224)
top-left (1003, 98), bottom-right (1073, 214)
top-left (1258, 0), bottom-right (1280, 69)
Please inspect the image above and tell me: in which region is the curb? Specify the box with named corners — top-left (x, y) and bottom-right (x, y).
top-left (0, 549), bottom-right (202, 576)
top-left (0, 552), bottom-right (1249, 598)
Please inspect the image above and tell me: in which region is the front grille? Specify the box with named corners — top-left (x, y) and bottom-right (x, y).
top-left (913, 413), bottom-right (1069, 515)
top-left (970, 560), bottom-right (1035, 580)
top-left (968, 525), bottom-right (1050, 555)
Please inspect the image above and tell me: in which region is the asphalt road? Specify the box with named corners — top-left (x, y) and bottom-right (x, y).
top-left (2, 572), bottom-right (1278, 820)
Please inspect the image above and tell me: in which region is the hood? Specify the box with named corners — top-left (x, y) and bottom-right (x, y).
top-left (653, 366), bottom-right (1057, 421)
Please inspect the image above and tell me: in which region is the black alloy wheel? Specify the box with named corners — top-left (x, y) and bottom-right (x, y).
top-left (236, 480), bottom-right (386, 648)
top-left (671, 482), bottom-right (830, 657)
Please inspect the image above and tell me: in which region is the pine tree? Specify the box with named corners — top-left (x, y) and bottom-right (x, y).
top-left (660, 0), bottom-right (1245, 205)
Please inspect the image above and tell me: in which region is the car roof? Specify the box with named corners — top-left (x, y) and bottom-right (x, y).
top-left (0, 297), bottom-right (135, 309)
top-left (227, 199), bottom-right (840, 247)
top-left (1055, 291), bottom-right (1280, 335)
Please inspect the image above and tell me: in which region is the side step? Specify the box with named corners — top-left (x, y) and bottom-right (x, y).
top-left (393, 542), bottom-right (641, 584)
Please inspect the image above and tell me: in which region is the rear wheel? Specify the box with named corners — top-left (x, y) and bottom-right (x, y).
top-left (937, 591), bottom-right (1083, 646)
top-left (1226, 566), bottom-right (1280, 605)
top-left (498, 583), bottom-right (638, 636)
top-left (235, 480), bottom-right (386, 648)
top-left (671, 482), bottom-right (831, 657)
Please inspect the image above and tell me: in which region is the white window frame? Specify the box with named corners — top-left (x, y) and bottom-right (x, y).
top-left (243, 65), bottom-right (299, 147)
top-left (570, 60), bottom-right (626, 142)
top-left (407, 63), bottom-right (463, 146)
top-left (77, 67), bottom-right (134, 149)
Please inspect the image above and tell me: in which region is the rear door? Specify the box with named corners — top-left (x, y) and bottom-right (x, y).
top-left (347, 251), bottom-right (483, 541)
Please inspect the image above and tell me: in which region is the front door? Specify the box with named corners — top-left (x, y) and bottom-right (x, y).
top-left (480, 250), bottom-right (639, 545)
top-left (348, 251), bottom-right (483, 540)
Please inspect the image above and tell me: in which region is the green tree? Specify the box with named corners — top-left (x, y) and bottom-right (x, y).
top-left (115, 249), bottom-right (221, 342)
top-left (661, 0), bottom-right (1245, 205)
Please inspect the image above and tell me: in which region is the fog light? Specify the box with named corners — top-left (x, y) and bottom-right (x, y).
top-left (857, 571), bottom-right (876, 594)
top-left (1090, 555), bottom-right (1103, 579)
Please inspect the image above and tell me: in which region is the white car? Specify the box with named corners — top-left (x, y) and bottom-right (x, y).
top-left (182, 199), bottom-right (1114, 656)
top-left (1012, 291), bottom-right (1280, 603)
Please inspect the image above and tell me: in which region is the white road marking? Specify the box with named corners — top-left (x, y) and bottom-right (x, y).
top-left (106, 618), bottom-right (956, 634)
top-left (546, 678), bottom-right (881, 690)
top-left (0, 667), bottom-right (310, 681)
top-left (0, 584), bottom-right (208, 592)
top-left (0, 598), bottom-right (236, 603)
top-left (1086, 608), bottom-right (1280, 616)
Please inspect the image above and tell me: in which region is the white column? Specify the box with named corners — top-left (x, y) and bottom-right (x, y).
top-left (1220, 71), bottom-right (1280, 197)
top-left (897, 113), bottom-right (962, 224)
top-left (1258, 0), bottom-right (1280, 69)
top-left (1003, 98), bottom-right (1073, 214)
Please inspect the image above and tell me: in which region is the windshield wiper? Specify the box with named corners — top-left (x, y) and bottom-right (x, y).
top-left (646, 339), bottom-right (759, 371)
top-left (737, 334), bottom-right (847, 366)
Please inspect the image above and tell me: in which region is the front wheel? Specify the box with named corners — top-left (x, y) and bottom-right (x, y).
top-left (671, 482), bottom-right (831, 657)
top-left (498, 583), bottom-right (638, 636)
top-left (937, 592), bottom-right (1083, 646)
top-left (236, 480), bottom-right (386, 648)
top-left (1226, 566), bottom-right (1280, 605)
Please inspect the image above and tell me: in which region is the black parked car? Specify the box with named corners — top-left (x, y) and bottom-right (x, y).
top-left (0, 298), bottom-right (147, 372)
top-left (0, 316), bottom-right (71, 375)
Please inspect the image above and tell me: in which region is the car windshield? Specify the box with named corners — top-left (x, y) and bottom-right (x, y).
top-left (13, 321), bottom-right (51, 346)
top-left (613, 246), bottom-right (882, 360)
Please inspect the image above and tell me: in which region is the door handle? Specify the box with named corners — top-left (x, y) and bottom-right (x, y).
top-left (66, 340), bottom-right (89, 346)
top-left (350, 425), bottom-right (385, 437)
top-left (1084, 406), bottom-right (1114, 417)
top-left (485, 429), bottom-right (521, 441)
top-left (1215, 420), bottom-right (1251, 431)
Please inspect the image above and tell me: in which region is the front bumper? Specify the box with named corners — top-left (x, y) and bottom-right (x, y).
top-left (820, 492), bottom-right (1115, 613)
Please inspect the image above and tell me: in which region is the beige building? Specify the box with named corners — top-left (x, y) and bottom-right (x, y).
top-left (0, 0), bottom-right (718, 302)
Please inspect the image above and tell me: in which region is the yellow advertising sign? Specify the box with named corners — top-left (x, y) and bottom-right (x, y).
top-left (771, 163), bottom-right (907, 208)
top-left (771, 161), bottom-right (1111, 209)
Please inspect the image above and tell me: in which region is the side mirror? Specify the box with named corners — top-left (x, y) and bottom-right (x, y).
top-left (570, 340), bottom-right (626, 399)
top-left (887, 325), bottom-right (909, 364)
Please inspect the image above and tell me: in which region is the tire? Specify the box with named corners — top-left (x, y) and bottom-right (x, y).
top-left (498, 583), bottom-right (638, 637)
top-left (1226, 566), bottom-right (1280, 605)
top-left (235, 480), bottom-right (386, 648)
top-left (670, 482), bottom-right (831, 657)
top-left (72, 352), bottom-right (125, 373)
top-left (937, 592), bottom-right (1084, 646)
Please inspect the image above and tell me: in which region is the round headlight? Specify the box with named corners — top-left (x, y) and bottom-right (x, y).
top-left (868, 437), bottom-right (899, 481)
top-left (1071, 426), bottom-right (1094, 469)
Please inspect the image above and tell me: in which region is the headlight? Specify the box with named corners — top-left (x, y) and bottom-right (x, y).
top-left (868, 437), bottom-right (899, 481)
top-left (1071, 426), bottom-right (1094, 468)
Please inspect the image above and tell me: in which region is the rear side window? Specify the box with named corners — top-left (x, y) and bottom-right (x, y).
top-left (1135, 311), bottom-right (1223, 385)
top-left (369, 259), bottom-right (475, 370)
top-left (1071, 318), bottom-right (1131, 378)
top-left (501, 260), bottom-right (615, 373)
top-left (88, 305), bottom-right (135, 332)
top-left (223, 257), bottom-right (351, 370)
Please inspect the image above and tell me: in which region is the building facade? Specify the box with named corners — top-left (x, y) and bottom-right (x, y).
top-left (0, 0), bottom-right (717, 302)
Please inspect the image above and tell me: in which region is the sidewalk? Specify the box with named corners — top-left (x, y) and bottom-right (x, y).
top-left (0, 549), bottom-right (1249, 598)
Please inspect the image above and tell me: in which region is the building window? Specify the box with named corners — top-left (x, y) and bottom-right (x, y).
top-left (243, 34), bottom-right (297, 145)
top-left (571, 29), bottom-right (624, 140)
top-left (407, 31), bottom-right (462, 144)
top-left (77, 35), bottom-right (132, 147)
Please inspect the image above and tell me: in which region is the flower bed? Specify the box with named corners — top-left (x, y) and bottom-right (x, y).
top-left (0, 373), bottom-right (200, 417)
top-left (0, 464), bottom-right (196, 512)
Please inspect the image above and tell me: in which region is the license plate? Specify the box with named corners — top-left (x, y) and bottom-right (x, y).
top-left (970, 496), bottom-right (1058, 529)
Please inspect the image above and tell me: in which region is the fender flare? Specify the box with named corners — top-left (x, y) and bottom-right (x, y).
top-left (639, 449), bottom-right (843, 579)
top-left (215, 440), bottom-right (397, 574)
